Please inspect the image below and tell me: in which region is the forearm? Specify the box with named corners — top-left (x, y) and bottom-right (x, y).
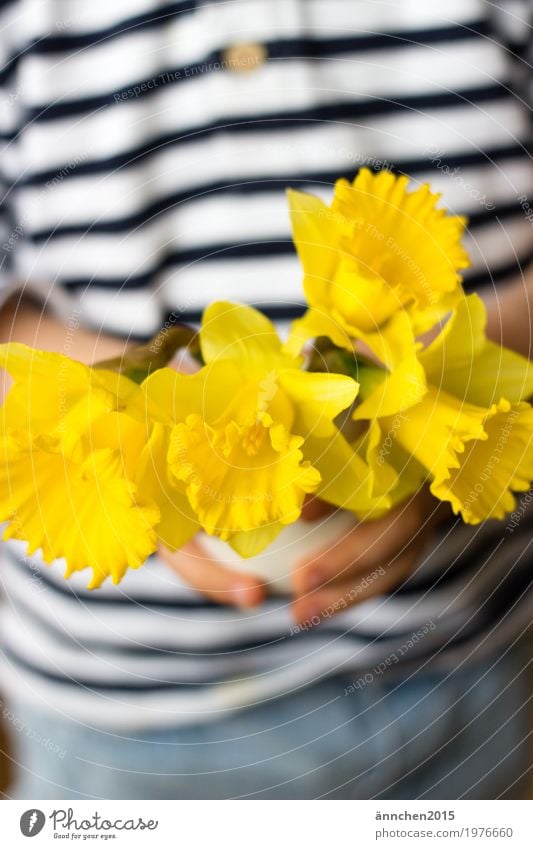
top-left (0, 293), bottom-right (128, 364)
top-left (484, 264), bottom-right (533, 359)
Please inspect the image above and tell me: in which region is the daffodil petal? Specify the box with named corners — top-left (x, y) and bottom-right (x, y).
top-left (419, 294), bottom-right (533, 405)
top-left (285, 308), bottom-right (353, 356)
top-left (362, 420), bottom-right (427, 504)
top-left (303, 430), bottom-right (384, 515)
top-left (357, 310), bottom-right (419, 371)
top-left (168, 414), bottom-right (320, 538)
top-left (387, 386), bottom-right (488, 488)
top-left (354, 358), bottom-right (426, 421)
top-left (289, 169), bottom-right (470, 343)
top-left (328, 256), bottom-right (407, 334)
top-left (408, 289), bottom-right (462, 336)
top-left (0, 342), bottom-right (88, 385)
top-left (88, 411), bottom-right (149, 480)
top-left (386, 453), bottom-right (427, 509)
top-left (352, 312), bottom-right (427, 420)
top-left (0, 343), bottom-right (117, 438)
top-left (334, 169), bottom-right (470, 305)
top-left (141, 359), bottom-right (242, 425)
top-left (355, 420), bottom-right (398, 498)
top-left (92, 368), bottom-right (149, 418)
top-left (200, 301), bottom-right (284, 371)
top-left (0, 343), bottom-right (149, 454)
top-left (0, 437), bottom-right (159, 588)
top-left (419, 293), bottom-right (486, 376)
top-left (136, 423), bottom-right (199, 550)
top-left (228, 523), bottom-right (283, 558)
top-left (430, 399), bottom-right (533, 523)
top-left (279, 368), bottom-right (359, 437)
top-left (287, 188), bottom-right (341, 286)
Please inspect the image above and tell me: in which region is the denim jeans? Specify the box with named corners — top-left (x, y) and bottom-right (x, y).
top-left (8, 650), bottom-right (530, 800)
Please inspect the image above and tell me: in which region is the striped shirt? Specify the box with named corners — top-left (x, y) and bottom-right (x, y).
top-left (0, 0), bottom-right (532, 728)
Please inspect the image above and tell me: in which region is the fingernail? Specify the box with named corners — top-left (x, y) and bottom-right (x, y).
top-left (231, 585), bottom-right (261, 608)
top-left (295, 604), bottom-right (323, 626)
top-left (304, 569), bottom-right (325, 592)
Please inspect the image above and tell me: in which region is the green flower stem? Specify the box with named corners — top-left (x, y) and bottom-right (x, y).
top-left (306, 336), bottom-right (381, 382)
top-left (94, 324), bottom-right (201, 383)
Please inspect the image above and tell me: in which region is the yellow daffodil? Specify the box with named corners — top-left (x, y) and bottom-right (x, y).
top-left (353, 295), bottom-right (533, 522)
top-left (135, 421), bottom-right (201, 554)
top-left (142, 301), bottom-right (376, 556)
top-left (0, 344), bottom-right (145, 447)
top-left (417, 292), bottom-right (533, 407)
top-left (0, 344), bottom-right (160, 587)
top-left (349, 311), bottom-right (428, 508)
top-left (288, 168), bottom-right (470, 351)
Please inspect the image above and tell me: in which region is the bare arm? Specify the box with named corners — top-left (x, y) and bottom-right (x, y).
top-left (0, 294), bottom-right (128, 363)
top-left (484, 266), bottom-right (533, 358)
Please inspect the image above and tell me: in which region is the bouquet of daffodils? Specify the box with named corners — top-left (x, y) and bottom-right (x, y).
top-left (1, 169), bottom-right (532, 588)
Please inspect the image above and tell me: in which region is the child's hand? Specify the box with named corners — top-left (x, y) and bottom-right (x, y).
top-left (159, 488), bottom-right (445, 619)
top-left (158, 538), bottom-right (266, 608)
top-left (291, 488), bottom-right (444, 625)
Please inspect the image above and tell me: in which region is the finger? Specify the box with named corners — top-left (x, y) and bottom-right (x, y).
top-left (159, 539), bottom-right (266, 608)
top-left (300, 495), bottom-right (335, 522)
top-left (292, 521), bottom-right (384, 595)
top-left (294, 493), bottom-right (433, 594)
top-left (292, 550), bottom-right (417, 625)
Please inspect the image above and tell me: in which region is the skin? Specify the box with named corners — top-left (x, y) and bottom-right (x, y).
top-left (291, 487), bottom-right (444, 624)
top-left (1, 271), bottom-right (531, 621)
